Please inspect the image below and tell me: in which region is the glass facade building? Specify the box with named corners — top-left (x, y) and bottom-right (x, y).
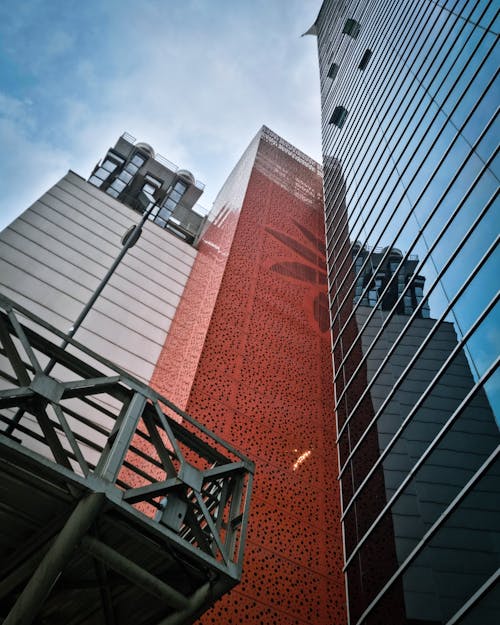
top-left (314, 1), bottom-right (499, 624)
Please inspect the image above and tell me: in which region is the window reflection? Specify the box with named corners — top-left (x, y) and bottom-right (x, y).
top-left (320, 0), bottom-right (499, 619)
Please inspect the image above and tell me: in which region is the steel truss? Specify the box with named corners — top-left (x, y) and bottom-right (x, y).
top-left (0, 293), bottom-right (254, 625)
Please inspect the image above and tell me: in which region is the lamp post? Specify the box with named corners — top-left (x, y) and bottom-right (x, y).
top-left (6, 191), bottom-right (157, 435)
top-left (61, 191), bottom-right (155, 352)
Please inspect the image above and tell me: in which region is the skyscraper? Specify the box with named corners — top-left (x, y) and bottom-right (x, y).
top-left (311, 1), bottom-right (499, 623)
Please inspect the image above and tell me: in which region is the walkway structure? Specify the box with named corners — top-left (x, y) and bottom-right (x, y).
top-left (0, 293), bottom-right (254, 625)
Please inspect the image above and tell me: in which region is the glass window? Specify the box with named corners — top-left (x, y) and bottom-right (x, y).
top-left (358, 49), bottom-right (372, 70)
top-left (147, 205), bottom-right (159, 219)
top-left (111, 178), bottom-right (126, 192)
top-left (330, 106), bottom-right (348, 128)
top-left (89, 175), bottom-right (102, 187)
top-left (119, 170), bottom-right (133, 183)
top-left (368, 289), bottom-right (378, 306)
top-left (94, 167), bottom-right (110, 181)
top-left (106, 187), bottom-right (119, 198)
top-left (162, 198), bottom-right (177, 211)
top-left (142, 183), bottom-right (156, 195)
top-left (170, 190), bottom-right (182, 202)
top-left (125, 163), bottom-right (139, 175)
top-left (102, 159), bottom-right (118, 173)
top-left (158, 206), bottom-right (174, 221)
top-left (328, 63), bottom-right (339, 80)
top-left (343, 18), bottom-right (361, 38)
top-left (174, 180), bottom-right (187, 193)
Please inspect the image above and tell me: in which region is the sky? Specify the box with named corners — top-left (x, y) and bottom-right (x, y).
top-left (0, 0), bottom-right (323, 231)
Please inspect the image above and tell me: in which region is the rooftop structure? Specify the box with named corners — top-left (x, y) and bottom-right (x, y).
top-left (89, 133), bottom-right (207, 244)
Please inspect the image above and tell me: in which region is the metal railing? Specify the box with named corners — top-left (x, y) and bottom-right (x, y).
top-left (0, 292), bottom-right (253, 583)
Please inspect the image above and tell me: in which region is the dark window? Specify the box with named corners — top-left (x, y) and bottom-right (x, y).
top-left (358, 49), bottom-right (372, 70)
top-left (328, 62), bottom-right (339, 80)
top-left (343, 18), bottom-right (360, 38)
top-left (330, 106), bottom-right (348, 128)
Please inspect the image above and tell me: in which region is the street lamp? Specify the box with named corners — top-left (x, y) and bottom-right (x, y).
top-left (6, 191), bottom-right (158, 435)
top-left (63, 191), bottom-right (155, 348)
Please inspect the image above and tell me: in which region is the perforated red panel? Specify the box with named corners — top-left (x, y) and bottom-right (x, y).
top-left (152, 133), bottom-right (346, 624)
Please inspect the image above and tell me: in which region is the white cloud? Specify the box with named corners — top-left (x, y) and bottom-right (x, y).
top-left (0, 1), bottom-right (323, 225)
top-left (0, 93), bottom-right (71, 231)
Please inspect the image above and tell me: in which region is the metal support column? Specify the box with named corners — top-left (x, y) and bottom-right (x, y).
top-left (156, 582), bottom-right (211, 625)
top-left (3, 492), bottom-right (105, 625)
top-left (81, 536), bottom-right (188, 611)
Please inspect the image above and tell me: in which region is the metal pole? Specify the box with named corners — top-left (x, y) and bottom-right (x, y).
top-left (51, 198), bottom-right (158, 364)
top-left (156, 582), bottom-right (211, 625)
top-left (3, 492), bottom-right (104, 625)
top-left (81, 536), bottom-right (189, 611)
top-left (6, 198), bottom-right (157, 435)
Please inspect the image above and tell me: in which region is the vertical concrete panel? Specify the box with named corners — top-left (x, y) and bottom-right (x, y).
top-left (0, 171), bottom-right (197, 383)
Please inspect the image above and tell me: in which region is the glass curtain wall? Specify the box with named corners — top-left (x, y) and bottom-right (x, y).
top-left (315, 1), bottom-right (499, 623)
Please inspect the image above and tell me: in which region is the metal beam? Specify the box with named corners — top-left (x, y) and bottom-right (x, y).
top-left (0, 386), bottom-right (35, 409)
top-left (155, 583), bottom-right (211, 625)
top-left (0, 541), bottom-right (52, 601)
top-left (143, 411), bottom-right (179, 478)
top-left (122, 478), bottom-right (182, 504)
top-left (0, 314), bottom-right (31, 386)
top-left (94, 558), bottom-right (117, 625)
top-left (97, 392), bottom-right (146, 483)
top-left (61, 375), bottom-right (121, 398)
top-left (81, 536), bottom-right (189, 611)
top-left (7, 309), bottom-right (42, 374)
top-left (194, 491), bottom-right (228, 565)
top-left (3, 492), bottom-right (105, 625)
top-left (202, 462), bottom-right (247, 480)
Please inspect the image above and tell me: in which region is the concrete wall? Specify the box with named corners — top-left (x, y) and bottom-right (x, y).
top-left (0, 171), bottom-right (197, 383)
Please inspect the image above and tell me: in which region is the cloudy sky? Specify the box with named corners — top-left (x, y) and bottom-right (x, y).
top-left (0, 0), bottom-right (323, 230)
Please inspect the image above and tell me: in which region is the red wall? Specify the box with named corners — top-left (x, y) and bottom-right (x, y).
top-left (152, 135), bottom-right (346, 625)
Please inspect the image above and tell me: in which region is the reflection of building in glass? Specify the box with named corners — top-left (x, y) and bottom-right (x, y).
top-left (312, 1), bottom-right (500, 624)
top-left (351, 243), bottom-right (430, 317)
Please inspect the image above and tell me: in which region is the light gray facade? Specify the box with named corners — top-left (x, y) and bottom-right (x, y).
top-left (0, 170), bottom-right (197, 383)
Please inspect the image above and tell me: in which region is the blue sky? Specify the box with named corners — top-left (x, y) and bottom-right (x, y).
top-left (0, 0), bottom-right (323, 230)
